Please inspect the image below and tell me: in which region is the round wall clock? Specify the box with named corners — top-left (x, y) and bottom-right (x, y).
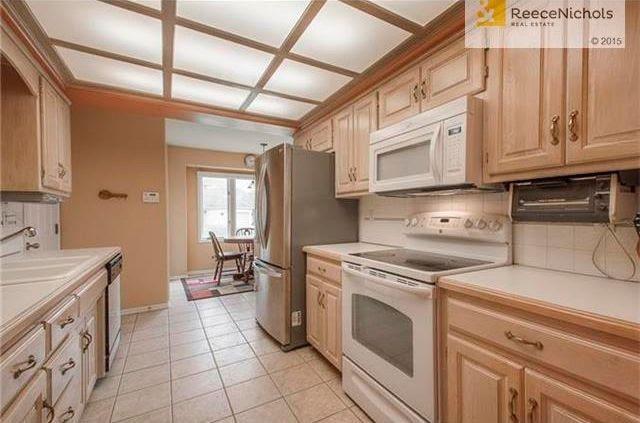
top-left (244, 154), bottom-right (257, 168)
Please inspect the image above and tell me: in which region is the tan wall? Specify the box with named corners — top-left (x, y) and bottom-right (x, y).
top-left (167, 146), bottom-right (252, 275)
top-left (61, 105), bottom-right (168, 310)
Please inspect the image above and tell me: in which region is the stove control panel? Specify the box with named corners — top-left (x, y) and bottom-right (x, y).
top-left (404, 212), bottom-right (510, 243)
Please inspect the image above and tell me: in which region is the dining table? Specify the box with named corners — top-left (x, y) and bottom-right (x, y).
top-left (223, 235), bottom-right (254, 281)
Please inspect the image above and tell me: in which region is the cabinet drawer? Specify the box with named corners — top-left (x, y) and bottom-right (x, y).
top-left (43, 297), bottom-right (79, 355)
top-left (0, 370), bottom-right (47, 422)
top-left (447, 298), bottom-right (640, 400)
top-left (43, 334), bottom-right (81, 405)
top-left (75, 270), bottom-right (107, 316)
top-left (307, 256), bottom-right (341, 284)
top-left (53, 374), bottom-right (81, 423)
top-left (0, 327), bottom-right (46, 411)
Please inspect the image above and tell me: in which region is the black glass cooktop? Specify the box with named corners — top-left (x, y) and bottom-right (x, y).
top-left (350, 249), bottom-right (491, 272)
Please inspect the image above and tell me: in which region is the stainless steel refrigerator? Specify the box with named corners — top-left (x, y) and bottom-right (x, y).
top-left (254, 144), bottom-right (358, 350)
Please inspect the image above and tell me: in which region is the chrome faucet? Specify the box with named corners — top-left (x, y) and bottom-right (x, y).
top-left (1, 226), bottom-right (37, 243)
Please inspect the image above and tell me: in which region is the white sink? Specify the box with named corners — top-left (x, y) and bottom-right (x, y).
top-left (0, 255), bottom-right (93, 285)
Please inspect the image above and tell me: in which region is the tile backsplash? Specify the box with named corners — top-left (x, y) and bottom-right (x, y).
top-left (359, 192), bottom-right (640, 281)
top-left (1, 201), bottom-right (60, 257)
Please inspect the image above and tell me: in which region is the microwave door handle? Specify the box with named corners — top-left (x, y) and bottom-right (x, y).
top-left (430, 125), bottom-right (442, 183)
top-left (342, 266), bottom-right (434, 298)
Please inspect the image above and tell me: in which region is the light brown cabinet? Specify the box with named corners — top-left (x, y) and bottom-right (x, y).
top-left (1, 370), bottom-right (49, 423)
top-left (334, 93), bottom-right (376, 198)
top-left (40, 77), bottom-right (72, 193)
top-left (378, 38), bottom-right (485, 129)
top-left (295, 119), bottom-right (333, 152)
top-left (305, 254), bottom-right (342, 370)
top-left (446, 335), bottom-right (523, 423)
top-left (440, 285), bottom-right (640, 423)
top-left (485, 1), bottom-right (640, 182)
top-left (80, 304), bottom-right (98, 404)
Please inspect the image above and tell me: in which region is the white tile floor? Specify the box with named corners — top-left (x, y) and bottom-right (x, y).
top-left (81, 280), bottom-right (371, 422)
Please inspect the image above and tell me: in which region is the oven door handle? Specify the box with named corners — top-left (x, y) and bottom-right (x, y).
top-left (343, 267), bottom-right (434, 298)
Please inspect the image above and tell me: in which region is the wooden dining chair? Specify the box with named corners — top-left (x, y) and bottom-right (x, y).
top-left (209, 231), bottom-right (245, 285)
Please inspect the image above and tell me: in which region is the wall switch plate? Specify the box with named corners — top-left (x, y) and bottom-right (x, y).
top-left (291, 311), bottom-right (302, 327)
top-left (142, 191), bottom-right (160, 203)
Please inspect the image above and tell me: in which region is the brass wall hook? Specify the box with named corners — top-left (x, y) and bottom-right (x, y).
top-left (98, 190), bottom-right (128, 200)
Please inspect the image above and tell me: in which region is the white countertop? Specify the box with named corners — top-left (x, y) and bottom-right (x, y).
top-left (440, 265), bottom-right (640, 326)
top-left (1, 247), bottom-right (120, 337)
top-left (302, 242), bottom-right (391, 261)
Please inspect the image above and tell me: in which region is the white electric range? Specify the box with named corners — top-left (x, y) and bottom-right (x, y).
top-left (341, 211), bottom-right (511, 423)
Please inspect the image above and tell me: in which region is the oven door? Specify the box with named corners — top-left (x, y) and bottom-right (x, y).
top-left (369, 122), bottom-right (442, 193)
top-left (342, 263), bottom-right (435, 421)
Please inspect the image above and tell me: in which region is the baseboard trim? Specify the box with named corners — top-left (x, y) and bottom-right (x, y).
top-left (121, 302), bottom-right (168, 315)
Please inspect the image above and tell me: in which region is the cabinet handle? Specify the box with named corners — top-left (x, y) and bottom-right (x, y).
top-left (43, 401), bottom-right (55, 423)
top-left (82, 331), bottom-right (93, 352)
top-left (320, 293), bottom-right (326, 308)
top-left (508, 388), bottom-right (519, 422)
top-left (59, 316), bottom-right (75, 328)
top-left (317, 291), bottom-right (322, 306)
top-left (412, 85), bottom-right (419, 102)
top-left (504, 331), bottom-right (543, 350)
top-left (12, 354), bottom-right (37, 379)
top-left (60, 406), bottom-right (75, 423)
top-left (568, 110), bottom-right (579, 142)
top-left (549, 115), bottom-right (560, 145)
top-left (420, 81), bottom-right (427, 99)
top-left (60, 358), bottom-right (76, 375)
top-left (527, 398), bottom-right (538, 423)
top-left (352, 166), bottom-right (357, 181)
top-left (348, 167), bottom-right (353, 182)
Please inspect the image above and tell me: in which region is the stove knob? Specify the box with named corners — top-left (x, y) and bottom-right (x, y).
top-left (464, 218), bottom-right (474, 229)
top-left (489, 220), bottom-right (503, 231)
top-left (404, 219), bottom-right (411, 227)
top-left (411, 217), bottom-right (419, 227)
top-left (476, 219), bottom-right (487, 230)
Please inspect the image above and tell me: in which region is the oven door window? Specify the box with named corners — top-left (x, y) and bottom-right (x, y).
top-left (352, 294), bottom-right (413, 377)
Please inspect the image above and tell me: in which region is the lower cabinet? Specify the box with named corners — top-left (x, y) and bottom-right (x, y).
top-left (305, 254), bottom-right (343, 370)
top-left (79, 302), bottom-right (99, 405)
top-left (1, 370), bottom-right (49, 422)
top-left (441, 288), bottom-right (640, 423)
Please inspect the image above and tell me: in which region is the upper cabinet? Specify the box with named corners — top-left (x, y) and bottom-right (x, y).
top-left (378, 38), bottom-right (486, 129)
top-left (485, 1), bottom-right (639, 182)
top-left (334, 93), bottom-right (377, 198)
top-left (1, 26), bottom-right (72, 197)
top-left (295, 119), bottom-right (333, 152)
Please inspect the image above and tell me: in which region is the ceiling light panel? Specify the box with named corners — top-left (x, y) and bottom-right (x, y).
top-left (370, 0), bottom-right (457, 25)
top-left (56, 47), bottom-right (163, 95)
top-left (172, 74), bottom-right (250, 109)
top-left (264, 59), bottom-right (351, 101)
top-left (173, 26), bottom-right (273, 86)
top-left (291, 1), bottom-right (410, 73)
top-left (25, 0), bottom-right (162, 63)
top-left (176, 0), bottom-right (310, 48)
top-left (247, 94), bottom-right (316, 120)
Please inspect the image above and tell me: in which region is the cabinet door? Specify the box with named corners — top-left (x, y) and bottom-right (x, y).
top-left (446, 335), bottom-right (524, 423)
top-left (322, 282), bottom-right (341, 370)
top-left (565, 2), bottom-right (640, 165)
top-left (420, 38), bottom-right (485, 111)
top-left (294, 130), bottom-right (310, 150)
top-left (524, 369), bottom-right (639, 423)
top-left (378, 67), bottom-right (420, 128)
top-left (485, 46), bottom-right (565, 177)
top-left (40, 78), bottom-right (60, 191)
top-left (352, 93), bottom-right (376, 193)
top-left (56, 99), bottom-right (71, 193)
top-left (333, 107), bottom-right (354, 196)
top-left (305, 275), bottom-right (324, 350)
top-left (309, 119), bottom-right (332, 152)
top-left (1, 370), bottom-right (48, 422)
top-left (82, 305), bottom-right (98, 403)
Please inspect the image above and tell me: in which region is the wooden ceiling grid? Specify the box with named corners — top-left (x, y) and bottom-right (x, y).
top-left (3, 0), bottom-right (463, 126)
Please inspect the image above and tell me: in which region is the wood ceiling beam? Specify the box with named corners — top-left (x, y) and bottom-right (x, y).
top-left (161, 0), bottom-right (177, 98)
top-left (239, 0), bottom-right (327, 111)
top-left (286, 53), bottom-right (359, 78)
top-left (49, 39), bottom-right (163, 70)
top-left (339, 0), bottom-right (422, 34)
top-left (66, 84), bottom-right (299, 128)
top-left (98, 0), bottom-right (162, 19)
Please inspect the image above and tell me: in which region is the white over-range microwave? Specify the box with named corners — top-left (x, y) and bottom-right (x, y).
top-left (369, 96), bottom-right (495, 196)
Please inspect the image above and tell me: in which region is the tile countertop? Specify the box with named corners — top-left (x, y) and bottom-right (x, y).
top-left (439, 265), bottom-right (640, 327)
top-left (1, 247), bottom-right (120, 344)
top-left (302, 242), bottom-right (392, 262)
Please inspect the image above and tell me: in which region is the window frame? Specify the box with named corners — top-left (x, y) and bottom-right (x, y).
top-left (197, 171), bottom-right (254, 243)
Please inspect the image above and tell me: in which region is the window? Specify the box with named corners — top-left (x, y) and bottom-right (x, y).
top-left (198, 171), bottom-right (255, 241)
